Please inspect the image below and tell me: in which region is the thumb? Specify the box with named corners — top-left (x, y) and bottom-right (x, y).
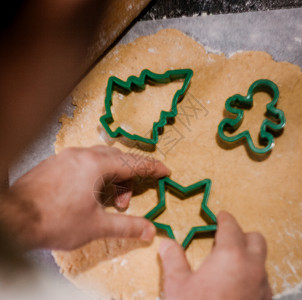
top-left (159, 239), bottom-right (191, 289)
top-left (94, 210), bottom-right (156, 241)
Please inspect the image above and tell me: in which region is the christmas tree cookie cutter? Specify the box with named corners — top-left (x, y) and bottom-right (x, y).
top-left (218, 79), bottom-right (286, 154)
top-left (144, 177), bottom-right (217, 249)
top-left (100, 69), bottom-right (193, 144)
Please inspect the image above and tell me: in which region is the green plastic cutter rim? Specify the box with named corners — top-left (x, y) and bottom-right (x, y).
top-left (218, 79), bottom-right (286, 154)
top-left (100, 69), bottom-right (193, 145)
top-left (144, 177), bottom-right (217, 249)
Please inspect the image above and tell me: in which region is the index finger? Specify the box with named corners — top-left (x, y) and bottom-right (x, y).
top-left (98, 150), bottom-right (171, 182)
top-left (214, 211), bottom-right (246, 251)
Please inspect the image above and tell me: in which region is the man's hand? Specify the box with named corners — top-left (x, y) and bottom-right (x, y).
top-left (1, 145), bottom-right (170, 251)
top-left (159, 212), bottom-right (272, 300)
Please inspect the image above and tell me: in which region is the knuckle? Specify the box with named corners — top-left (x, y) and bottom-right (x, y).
top-left (71, 151), bottom-right (96, 166)
top-left (61, 147), bottom-right (79, 157)
top-left (247, 232), bottom-right (267, 254)
top-left (84, 149), bottom-right (101, 163)
top-left (144, 159), bottom-right (157, 175)
top-left (221, 246), bottom-right (245, 262)
top-left (102, 216), bottom-right (135, 239)
top-left (113, 222), bottom-right (133, 238)
top-left (63, 148), bottom-right (102, 169)
top-left (91, 145), bottom-right (122, 155)
top-left (250, 231), bottom-right (266, 243)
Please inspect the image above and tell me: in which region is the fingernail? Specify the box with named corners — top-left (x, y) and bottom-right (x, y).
top-left (140, 225), bottom-right (156, 241)
top-left (116, 192), bottom-right (131, 209)
top-left (159, 239), bottom-right (174, 257)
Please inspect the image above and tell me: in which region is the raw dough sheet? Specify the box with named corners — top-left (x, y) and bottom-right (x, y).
top-left (53, 28), bottom-right (302, 300)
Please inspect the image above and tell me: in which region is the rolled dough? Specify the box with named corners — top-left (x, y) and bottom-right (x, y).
top-left (52, 29), bottom-right (302, 299)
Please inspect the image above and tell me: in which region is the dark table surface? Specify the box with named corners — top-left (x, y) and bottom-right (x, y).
top-left (142, 0), bottom-right (302, 20)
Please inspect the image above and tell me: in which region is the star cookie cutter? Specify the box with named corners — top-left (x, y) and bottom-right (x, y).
top-left (218, 79), bottom-right (286, 154)
top-left (144, 177), bottom-right (217, 249)
top-left (100, 69), bottom-right (193, 144)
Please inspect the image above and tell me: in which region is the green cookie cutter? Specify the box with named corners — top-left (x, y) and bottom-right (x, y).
top-left (100, 69), bottom-right (193, 144)
top-left (144, 177), bottom-right (217, 249)
top-left (218, 79), bottom-right (286, 154)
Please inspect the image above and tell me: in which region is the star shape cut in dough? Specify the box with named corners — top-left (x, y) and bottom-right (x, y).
top-left (144, 177), bottom-right (217, 249)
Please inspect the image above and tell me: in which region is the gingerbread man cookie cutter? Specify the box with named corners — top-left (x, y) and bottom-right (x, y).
top-left (218, 79), bottom-right (286, 154)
